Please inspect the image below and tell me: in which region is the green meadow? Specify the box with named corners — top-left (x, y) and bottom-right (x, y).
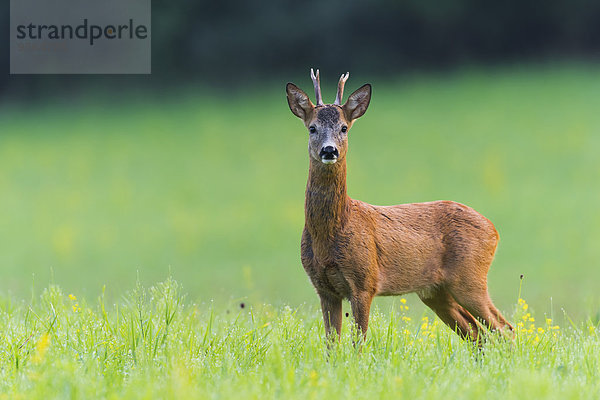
top-left (0, 278), bottom-right (598, 399)
top-left (1, 64), bottom-right (600, 398)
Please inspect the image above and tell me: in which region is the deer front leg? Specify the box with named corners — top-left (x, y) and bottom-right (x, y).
top-left (319, 294), bottom-right (342, 341)
top-left (350, 292), bottom-right (374, 341)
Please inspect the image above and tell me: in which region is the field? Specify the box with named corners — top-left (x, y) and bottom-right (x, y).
top-left (1, 64), bottom-right (600, 398)
top-left (0, 278), bottom-right (598, 399)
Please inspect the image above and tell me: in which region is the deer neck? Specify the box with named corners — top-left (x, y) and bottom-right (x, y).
top-left (305, 158), bottom-right (350, 241)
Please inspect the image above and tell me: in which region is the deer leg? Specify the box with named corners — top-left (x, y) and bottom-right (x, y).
top-left (448, 282), bottom-right (513, 333)
top-left (319, 294), bottom-right (343, 341)
top-left (419, 287), bottom-right (482, 343)
top-left (350, 292), bottom-right (374, 341)
top-left (488, 303), bottom-right (514, 332)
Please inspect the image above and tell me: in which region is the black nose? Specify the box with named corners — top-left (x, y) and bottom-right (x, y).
top-left (319, 146), bottom-right (339, 160)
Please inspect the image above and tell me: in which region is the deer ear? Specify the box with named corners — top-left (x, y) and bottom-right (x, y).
top-left (286, 83), bottom-right (314, 121)
top-left (342, 84), bottom-right (371, 121)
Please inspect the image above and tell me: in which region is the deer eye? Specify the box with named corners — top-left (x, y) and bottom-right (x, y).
top-left (341, 126), bottom-right (348, 133)
top-left (309, 126), bottom-right (316, 134)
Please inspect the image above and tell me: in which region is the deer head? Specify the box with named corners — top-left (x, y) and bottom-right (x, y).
top-left (287, 69), bottom-right (371, 165)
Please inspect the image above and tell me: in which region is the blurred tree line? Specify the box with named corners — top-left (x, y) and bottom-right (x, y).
top-left (2, 0), bottom-right (600, 97)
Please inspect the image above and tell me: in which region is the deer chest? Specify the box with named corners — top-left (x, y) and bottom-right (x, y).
top-left (300, 231), bottom-right (353, 298)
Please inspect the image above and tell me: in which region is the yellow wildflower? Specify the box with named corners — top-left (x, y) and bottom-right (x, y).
top-left (309, 370), bottom-right (319, 387)
top-left (31, 334), bottom-right (50, 364)
top-left (68, 294), bottom-right (76, 301)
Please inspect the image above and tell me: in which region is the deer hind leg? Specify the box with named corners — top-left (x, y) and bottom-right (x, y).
top-left (418, 287), bottom-right (482, 342)
top-left (447, 280), bottom-right (513, 333)
top-left (489, 303), bottom-right (513, 331)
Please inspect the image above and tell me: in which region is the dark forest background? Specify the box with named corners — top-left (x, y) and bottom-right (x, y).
top-left (2, 0), bottom-right (600, 97)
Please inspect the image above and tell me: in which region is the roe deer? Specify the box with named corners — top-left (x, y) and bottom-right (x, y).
top-left (286, 69), bottom-right (513, 343)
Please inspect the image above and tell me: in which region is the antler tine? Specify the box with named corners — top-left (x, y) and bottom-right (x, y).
top-left (334, 72), bottom-right (350, 105)
top-left (310, 68), bottom-right (324, 106)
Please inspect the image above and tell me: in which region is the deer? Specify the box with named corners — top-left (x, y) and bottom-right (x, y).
top-left (286, 69), bottom-right (513, 344)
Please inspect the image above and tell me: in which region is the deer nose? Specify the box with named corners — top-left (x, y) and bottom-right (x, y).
top-left (319, 146), bottom-right (339, 160)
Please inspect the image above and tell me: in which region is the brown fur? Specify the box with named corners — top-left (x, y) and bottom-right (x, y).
top-left (286, 78), bottom-right (513, 343)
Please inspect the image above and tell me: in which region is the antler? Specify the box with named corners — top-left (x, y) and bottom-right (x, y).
top-left (310, 68), bottom-right (324, 106)
top-left (334, 72), bottom-right (349, 105)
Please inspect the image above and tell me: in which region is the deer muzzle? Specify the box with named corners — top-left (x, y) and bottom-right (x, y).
top-left (319, 145), bottom-right (339, 164)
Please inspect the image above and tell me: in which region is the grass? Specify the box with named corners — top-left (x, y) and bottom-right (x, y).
top-left (0, 278), bottom-right (598, 399)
